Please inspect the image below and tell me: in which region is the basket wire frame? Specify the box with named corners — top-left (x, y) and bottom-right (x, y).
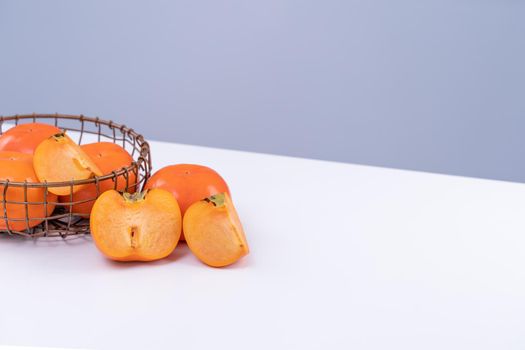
top-left (0, 113), bottom-right (152, 238)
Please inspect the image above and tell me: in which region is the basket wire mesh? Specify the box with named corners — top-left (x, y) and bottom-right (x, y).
top-left (0, 113), bottom-right (152, 238)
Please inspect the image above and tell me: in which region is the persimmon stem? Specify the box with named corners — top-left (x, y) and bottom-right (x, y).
top-left (204, 193), bottom-right (226, 207)
top-left (123, 190), bottom-right (147, 202)
top-left (52, 132), bottom-right (66, 140)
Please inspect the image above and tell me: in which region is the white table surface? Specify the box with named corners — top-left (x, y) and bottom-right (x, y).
top-left (1, 139), bottom-right (525, 349)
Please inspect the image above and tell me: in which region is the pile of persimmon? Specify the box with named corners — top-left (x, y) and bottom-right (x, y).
top-left (91, 164), bottom-right (249, 267)
top-left (0, 123), bottom-right (134, 230)
top-left (0, 122), bottom-right (249, 268)
top-left (0, 123), bottom-right (62, 231)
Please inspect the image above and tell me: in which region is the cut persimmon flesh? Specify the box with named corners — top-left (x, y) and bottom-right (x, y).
top-left (59, 142), bottom-right (136, 216)
top-left (33, 133), bottom-right (103, 195)
top-left (183, 192), bottom-right (249, 267)
top-left (90, 189), bottom-right (182, 262)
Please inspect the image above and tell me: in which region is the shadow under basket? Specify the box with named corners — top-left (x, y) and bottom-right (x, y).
top-left (0, 113), bottom-right (152, 238)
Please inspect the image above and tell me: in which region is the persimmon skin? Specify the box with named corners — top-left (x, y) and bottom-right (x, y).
top-left (59, 142), bottom-right (135, 216)
top-left (144, 164), bottom-right (230, 240)
top-left (33, 133), bottom-right (103, 196)
top-left (183, 192), bottom-right (249, 267)
top-left (0, 123), bottom-right (61, 154)
top-left (0, 152), bottom-right (57, 231)
top-left (90, 189), bottom-right (182, 262)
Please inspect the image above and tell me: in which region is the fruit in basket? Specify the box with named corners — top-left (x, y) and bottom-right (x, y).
top-left (0, 122), bottom-right (62, 154)
top-left (183, 192), bottom-right (248, 267)
top-left (59, 142), bottom-right (135, 216)
top-left (33, 132), bottom-right (103, 196)
top-left (90, 189), bottom-right (182, 262)
top-left (144, 164), bottom-right (230, 240)
top-left (0, 152), bottom-right (57, 231)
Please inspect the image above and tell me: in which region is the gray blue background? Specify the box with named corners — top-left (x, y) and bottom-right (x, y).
top-left (1, 0), bottom-right (524, 182)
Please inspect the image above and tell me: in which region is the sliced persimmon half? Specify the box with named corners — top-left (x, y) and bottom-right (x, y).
top-left (33, 132), bottom-right (103, 195)
top-left (90, 189), bottom-right (182, 262)
top-left (183, 192), bottom-right (249, 267)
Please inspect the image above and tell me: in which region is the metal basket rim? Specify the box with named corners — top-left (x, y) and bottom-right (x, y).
top-left (0, 113), bottom-right (150, 188)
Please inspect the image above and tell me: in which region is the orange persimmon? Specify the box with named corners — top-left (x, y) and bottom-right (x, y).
top-left (59, 142), bottom-right (135, 216)
top-left (183, 192), bottom-right (249, 267)
top-left (0, 123), bottom-right (61, 154)
top-left (0, 152), bottom-right (57, 231)
top-left (90, 189), bottom-right (182, 262)
top-left (33, 133), bottom-right (103, 196)
top-left (145, 164), bottom-right (230, 216)
top-left (144, 164), bottom-right (230, 240)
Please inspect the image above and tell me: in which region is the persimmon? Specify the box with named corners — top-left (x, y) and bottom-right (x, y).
top-left (144, 164), bottom-right (230, 240)
top-left (90, 189), bottom-right (182, 262)
top-left (0, 152), bottom-right (57, 231)
top-left (183, 192), bottom-right (249, 267)
top-left (0, 123), bottom-right (61, 154)
top-left (33, 133), bottom-right (103, 196)
top-left (59, 142), bottom-right (135, 216)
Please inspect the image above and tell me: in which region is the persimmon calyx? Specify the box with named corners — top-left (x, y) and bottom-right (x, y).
top-left (52, 132), bottom-right (66, 141)
top-left (123, 190), bottom-right (148, 203)
top-left (204, 193), bottom-right (225, 207)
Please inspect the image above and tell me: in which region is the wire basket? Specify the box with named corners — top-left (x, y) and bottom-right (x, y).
top-left (0, 113), bottom-right (152, 238)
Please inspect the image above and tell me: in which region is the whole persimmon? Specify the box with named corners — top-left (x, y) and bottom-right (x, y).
top-left (59, 142), bottom-right (135, 216)
top-left (90, 189), bottom-right (182, 262)
top-left (0, 151), bottom-right (57, 231)
top-left (0, 123), bottom-right (61, 154)
top-left (33, 132), bottom-right (103, 196)
top-left (183, 192), bottom-right (249, 267)
top-left (144, 164), bottom-right (230, 240)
